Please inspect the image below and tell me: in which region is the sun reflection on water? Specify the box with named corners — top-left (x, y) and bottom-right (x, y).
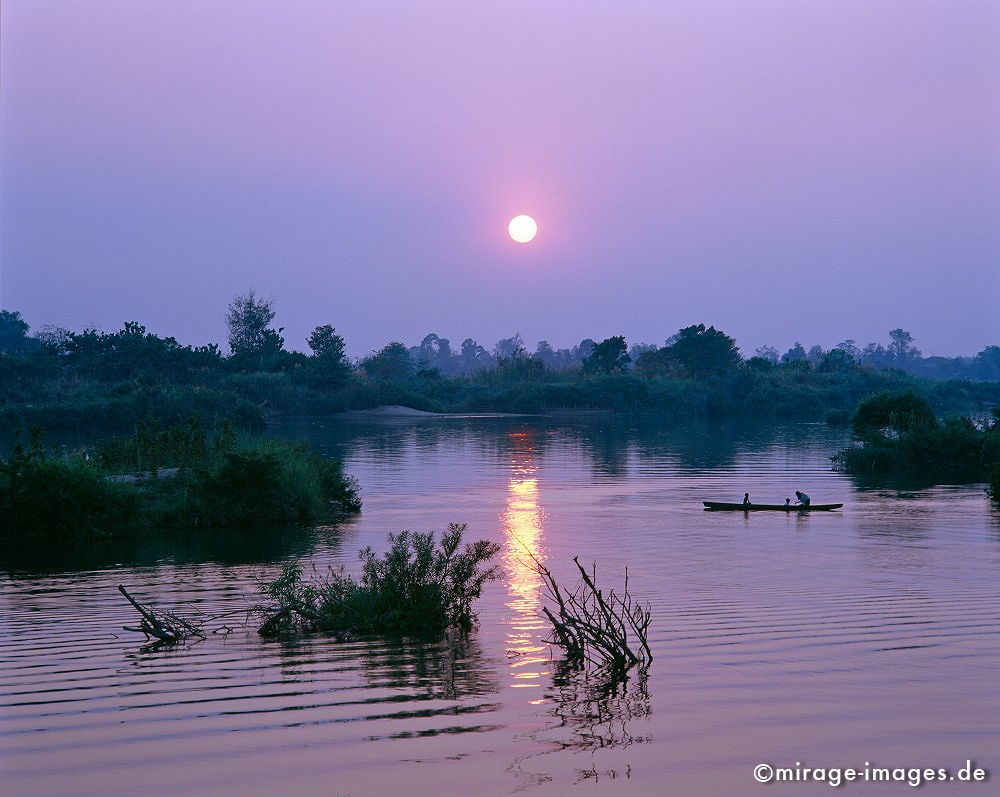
top-left (502, 430), bottom-right (551, 699)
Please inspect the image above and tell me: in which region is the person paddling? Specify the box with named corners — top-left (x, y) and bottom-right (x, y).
top-left (743, 492), bottom-right (751, 506)
top-left (794, 490), bottom-right (810, 507)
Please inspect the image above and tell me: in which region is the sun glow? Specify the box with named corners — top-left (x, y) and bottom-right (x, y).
top-left (508, 214), bottom-right (538, 243)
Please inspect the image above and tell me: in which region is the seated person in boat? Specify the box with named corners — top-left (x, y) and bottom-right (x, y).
top-left (743, 493), bottom-right (751, 506)
top-left (794, 490), bottom-right (810, 506)
top-left (785, 498), bottom-right (791, 506)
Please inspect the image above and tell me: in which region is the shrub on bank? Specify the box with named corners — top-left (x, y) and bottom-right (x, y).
top-left (0, 443), bottom-right (139, 538)
top-left (0, 385), bottom-right (263, 432)
top-left (835, 393), bottom-right (1000, 487)
top-left (0, 422), bottom-right (361, 538)
top-left (170, 439), bottom-right (361, 527)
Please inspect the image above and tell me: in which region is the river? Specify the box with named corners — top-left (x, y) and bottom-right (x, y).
top-left (2, 415), bottom-right (999, 795)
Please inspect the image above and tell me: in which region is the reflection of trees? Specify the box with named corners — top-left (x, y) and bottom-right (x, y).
top-left (0, 522), bottom-right (337, 576)
top-left (150, 632), bottom-right (503, 741)
top-left (547, 662), bottom-right (651, 753)
top-left (844, 472), bottom-right (940, 492)
top-left (628, 415), bottom-right (782, 471)
top-left (509, 663), bottom-right (652, 788)
top-left (354, 633), bottom-right (500, 702)
top-left (268, 631), bottom-right (498, 702)
top-left (550, 415), bottom-right (784, 475)
top-left (274, 414), bottom-right (797, 488)
top-left (573, 420), bottom-right (631, 477)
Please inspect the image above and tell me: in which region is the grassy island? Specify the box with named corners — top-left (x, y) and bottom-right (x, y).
top-left (0, 419), bottom-right (361, 539)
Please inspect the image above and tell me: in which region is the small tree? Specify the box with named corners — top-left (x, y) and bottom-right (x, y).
top-left (583, 336), bottom-right (631, 374)
top-left (0, 311), bottom-right (32, 353)
top-left (307, 325), bottom-right (350, 387)
top-left (493, 333), bottom-right (527, 360)
top-left (410, 333), bottom-right (454, 375)
top-left (573, 338), bottom-right (596, 364)
top-left (851, 390), bottom-right (938, 441)
top-left (361, 342), bottom-right (414, 381)
top-left (754, 345), bottom-right (780, 364)
top-left (628, 342), bottom-right (657, 362)
top-left (534, 340), bottom-right (557, 368)
top-left (664, 324), bottom-right (741, 377)
top-left (806, 345), bottom-right (825, 363)
top-left (861, 342), bottom-right (889, 367)
top-left (836, 339), bottom-right (860, 359)
top-left (888, 328), bottom-right (921, 363)
top-left (782, 342), bottom-right (807, 363)
top-left (973, 346), bottom-right (1000, 382)
top-left (226, 291), bottom-right (284, 368)
top-left (819, 348), bottom-right (857, 373)
top-left (33, 324), bottom-right (72, 355)
top-left (459, 338), bottom-right (493, 373)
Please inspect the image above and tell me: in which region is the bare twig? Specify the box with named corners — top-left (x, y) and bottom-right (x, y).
top-left (517, 548), bottom-right (653, 677)
top-left (118, 585), bottom-right (206, 650)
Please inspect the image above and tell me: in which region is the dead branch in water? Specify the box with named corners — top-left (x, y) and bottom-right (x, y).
top-left (118, 585), bottom-right (206, 650)
top-left (527, 556), bottom-right (652, 677)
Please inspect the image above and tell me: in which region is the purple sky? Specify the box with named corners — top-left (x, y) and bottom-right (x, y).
top-left (2, 0), bottom-right (998, 357)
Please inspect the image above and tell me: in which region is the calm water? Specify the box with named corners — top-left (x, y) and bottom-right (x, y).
top-left (2, 416), bottom-right (999, 796)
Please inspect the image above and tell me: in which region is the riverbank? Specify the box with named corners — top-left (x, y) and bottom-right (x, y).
top-left (0, 422), bottom-right (361, 539)
top-left (5, 365), bottom-right (999, 435)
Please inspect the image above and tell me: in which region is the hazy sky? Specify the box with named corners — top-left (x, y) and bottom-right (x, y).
top-left (2, 0), bottom-right (998, 357)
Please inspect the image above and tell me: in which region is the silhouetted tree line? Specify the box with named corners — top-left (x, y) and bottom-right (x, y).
top-left (0, 296), bottom-right (998, 430)
top-left (749, 328), bottom-right (1000, 382)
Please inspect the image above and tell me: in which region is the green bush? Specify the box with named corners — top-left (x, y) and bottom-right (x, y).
top-left (166, 438), bottom-right (361, 527)
top-left (0, 444), bottom-right (138, 538)
top-left (259, 524), bottom-right (501, 638)
top-left (95, 416), bottom-right (213, 472)
top-left (851, 390), bottom-right (938, 440)
top-left (0, 385), bottom-right (263, 432)
top-left (0, 425), bottom-right (360, 537)
top-left (835, 397), bottom-right (1000, 486)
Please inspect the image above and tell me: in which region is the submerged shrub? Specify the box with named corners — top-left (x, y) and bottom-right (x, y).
top-left (259, 524), bottom-right (502, 638)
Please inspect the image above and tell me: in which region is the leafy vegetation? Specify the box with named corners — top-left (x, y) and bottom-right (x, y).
top-left (835, 392), bottom-right (1000, 490)
top-left (0, 421), bottom-right (361, 539)
top-left (635, 324), bottom-right (740, 378)
top-left (1, 297), bottom-right (998, 433)
top-left (166, 437), bottom-right (361, 527)
top-left (0, 430), bottom-right (139, 537)
top-left (95, 416), bottom-right (225, 472)
top-left (258, 524), bottom-right (502, 638)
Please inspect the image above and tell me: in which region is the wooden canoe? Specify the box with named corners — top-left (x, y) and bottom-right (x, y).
top-left (703, 501), bottom-right (844, 512)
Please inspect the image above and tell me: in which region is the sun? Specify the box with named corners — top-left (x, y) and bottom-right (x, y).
top-left (508, 215), bottom-right (538, 243)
